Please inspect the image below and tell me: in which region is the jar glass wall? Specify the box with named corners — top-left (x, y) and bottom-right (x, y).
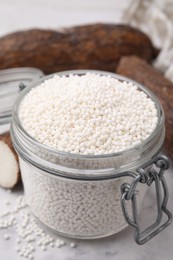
top-left (11, 70), bottom-right (166, 239)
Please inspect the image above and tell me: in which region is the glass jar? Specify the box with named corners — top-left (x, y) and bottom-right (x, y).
top-left (10, 70), bottom-right (172, 245)
top-left (0, 67), bottom-right (44, 125)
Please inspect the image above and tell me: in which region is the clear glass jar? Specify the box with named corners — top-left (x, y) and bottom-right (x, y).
top-left (10, 70), bottom-right (172, 244)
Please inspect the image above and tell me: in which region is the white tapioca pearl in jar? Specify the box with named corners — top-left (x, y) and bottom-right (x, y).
top-left (11, 70), bottom-right (168, 241)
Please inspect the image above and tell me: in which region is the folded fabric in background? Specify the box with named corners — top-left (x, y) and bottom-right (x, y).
top-left (123, 0), bottom-right (173, 81)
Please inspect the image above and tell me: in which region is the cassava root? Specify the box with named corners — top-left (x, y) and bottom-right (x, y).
top-left (0, 24), bottom-right (158, 74)
top-left (0, 132), bottom-right (20, 188)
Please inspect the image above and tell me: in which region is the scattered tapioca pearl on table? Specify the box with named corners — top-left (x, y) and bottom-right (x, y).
top-left (0, 193), bottom-right (77, 260)
top-left (19, 73), bottom-right (158, 155)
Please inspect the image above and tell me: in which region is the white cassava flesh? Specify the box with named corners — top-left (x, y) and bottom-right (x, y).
top-left (0, 132), bottom-right (20, 188)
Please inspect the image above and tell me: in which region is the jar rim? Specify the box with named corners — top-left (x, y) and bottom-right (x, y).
top-left (12, 69), bottom-right (164, 160)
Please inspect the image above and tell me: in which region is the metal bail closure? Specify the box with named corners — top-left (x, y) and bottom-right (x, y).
top-left (121, 155), bottom-right (172, 245)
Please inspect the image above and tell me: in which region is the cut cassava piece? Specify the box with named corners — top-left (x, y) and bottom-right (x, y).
top-left (0, 24), bottom-right (159, 74)
top-left (116, 56), bottom-right (173, 160)
top-left (0, 132), bottom-right (20, 188)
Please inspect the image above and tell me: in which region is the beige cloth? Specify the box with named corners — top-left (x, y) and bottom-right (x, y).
top-left (123, 0), bottom-right (173, 81)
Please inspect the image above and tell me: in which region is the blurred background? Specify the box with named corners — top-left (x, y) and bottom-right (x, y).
top-left (0, 0), bottom-right (129, 36)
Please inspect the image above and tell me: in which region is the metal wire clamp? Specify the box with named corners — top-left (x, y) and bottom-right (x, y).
top-left (121, 155), bottom-right (172, 245)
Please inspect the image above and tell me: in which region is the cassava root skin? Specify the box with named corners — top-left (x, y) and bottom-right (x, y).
top-left (0, 132), bottom-right (20, 188)
top-left (116, 56), bottom-right (173, 160)
top-left (0, 24), bottom-right (158, 74)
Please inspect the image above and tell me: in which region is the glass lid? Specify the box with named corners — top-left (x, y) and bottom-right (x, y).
top-left (0, 67), bottom-right (44, 125)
